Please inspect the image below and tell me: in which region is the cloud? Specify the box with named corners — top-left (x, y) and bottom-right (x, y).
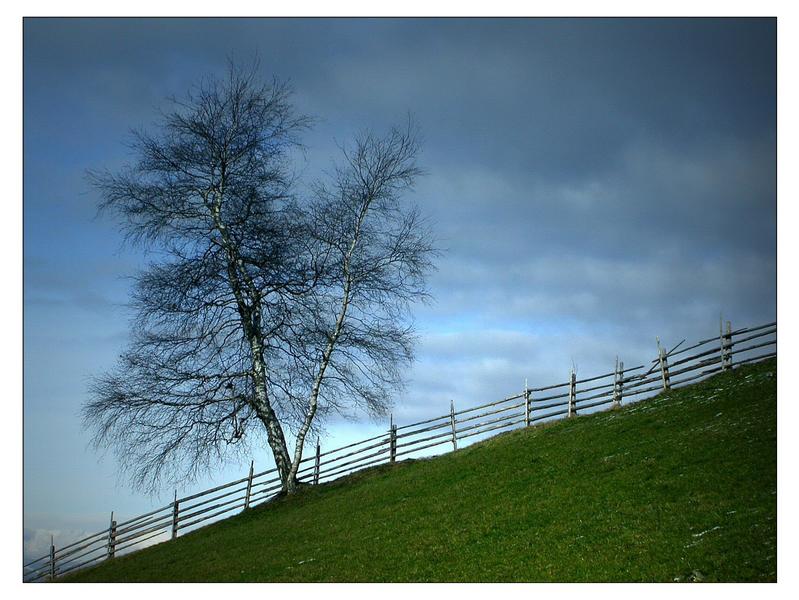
top-left (23, 526), bottom-right (94, 568)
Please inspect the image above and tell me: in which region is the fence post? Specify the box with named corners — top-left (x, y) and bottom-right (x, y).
top-left (657, 337), bottom-right (671, 390)
top-left (719, 316), bottom-right (725, 370)
top-left (450, 400), bottom-right (458, 451)
top-left (313, 439), bottom-right (321, 483)
top-left (618, 361), bottom-right (624, 406)
top-left (244, 460), bottom-right (254, 509)
top-left (567, 369), bottom-right (577, 417)
top-left (524, 378), bottom-right (531, 427)
top-left (107, 511), bottom-right (117, 559)
top-left (722, 320), bottom-right (733, 370)
top-left (171, 490), bottom-right (179, 540)
top-left (49, 535), bottom-right (56, 581)
top-left (389, 414), bottom-right (397, 462)
top-left (612, 357), bottom-right (621, 409)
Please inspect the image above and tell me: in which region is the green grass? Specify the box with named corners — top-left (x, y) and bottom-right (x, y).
top-left (65, 359), bottom-right (777, 582)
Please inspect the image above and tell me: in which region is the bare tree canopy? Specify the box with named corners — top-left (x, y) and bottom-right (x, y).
top-left (84, 62), bottom-right (437, 494)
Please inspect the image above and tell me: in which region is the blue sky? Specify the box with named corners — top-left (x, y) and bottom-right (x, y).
top-left (23, 17), bottom-right (776, 562)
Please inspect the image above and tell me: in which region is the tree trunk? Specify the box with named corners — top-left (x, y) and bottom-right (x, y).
top-left (210, 196), bottom-right (298, 493)
top-left (284, 206), bottom-right (364, 491)
top-left (249, 337), bottom-right (295, 492)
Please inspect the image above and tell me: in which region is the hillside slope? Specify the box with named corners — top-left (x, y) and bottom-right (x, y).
top-left (66, 359), bottom-right (777, 582)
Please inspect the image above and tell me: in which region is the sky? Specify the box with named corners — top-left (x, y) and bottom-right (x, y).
top-left (22, 17), bottom-right (776, 564)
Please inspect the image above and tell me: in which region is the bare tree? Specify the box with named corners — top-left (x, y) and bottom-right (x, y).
top-left (84, 62), bottom-right (436, 495)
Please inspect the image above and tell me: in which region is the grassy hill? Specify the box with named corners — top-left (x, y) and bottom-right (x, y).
top-left (65, 358), bottom-right (777, 582)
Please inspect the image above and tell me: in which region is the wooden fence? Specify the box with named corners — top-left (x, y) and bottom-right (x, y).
top-left (23, 318), bottom-right (776, 582)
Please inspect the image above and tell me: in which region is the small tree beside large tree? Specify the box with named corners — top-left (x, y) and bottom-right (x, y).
top-left (84, 63), bottom-right (436, 495)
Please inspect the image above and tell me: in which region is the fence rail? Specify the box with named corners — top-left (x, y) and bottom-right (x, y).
top-left (24, 317), bottom-right (776, 582)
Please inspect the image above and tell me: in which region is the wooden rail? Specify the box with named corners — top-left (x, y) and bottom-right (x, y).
top-left (24, 318), bottom-right (776, 582)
